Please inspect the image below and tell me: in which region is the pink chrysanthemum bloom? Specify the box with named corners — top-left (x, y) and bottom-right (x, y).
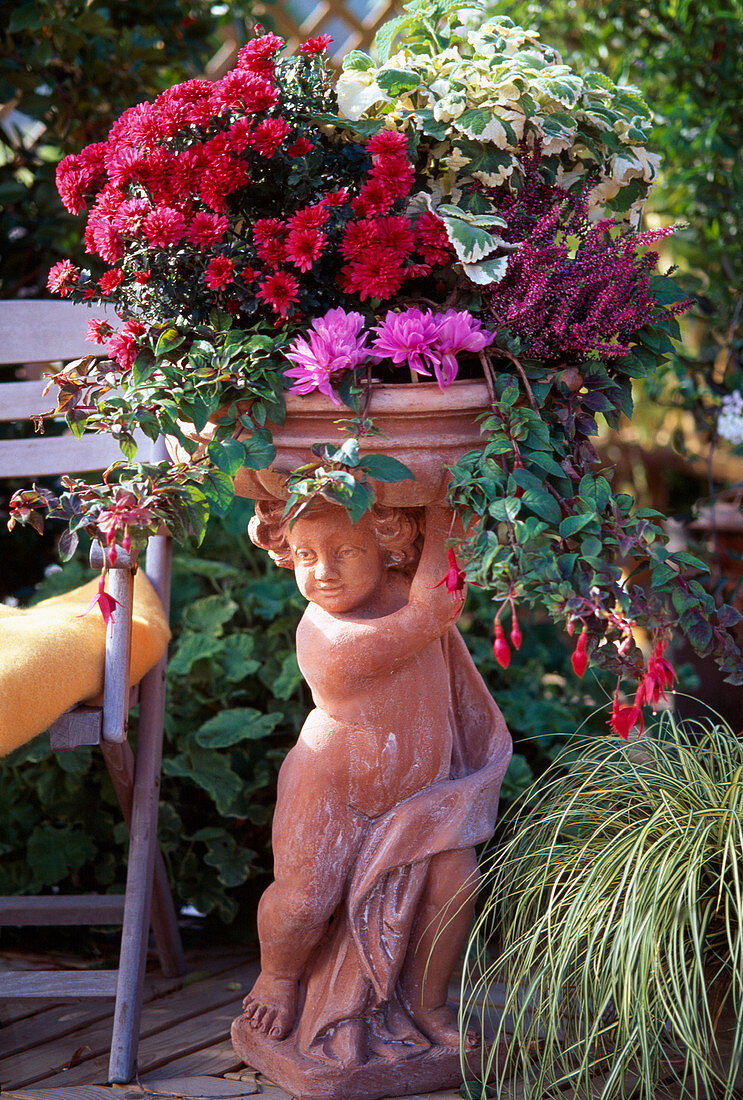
top-left (46, 259), bottom-right (80, 297)
top-left (432, 310), bottom-right (494, 386)
top-left (371, 308), bottom-right (441, 377)
top-left (284, 308), bottom-right (369, 404)
top-left (204, 256), bottom-right (236, 290)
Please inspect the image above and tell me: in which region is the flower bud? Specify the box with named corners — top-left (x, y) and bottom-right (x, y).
top-left (493, 620), bottom-right (511, 669)
top-left (571, 627), bottom-right (588, 678)
top-left (510, 612), bottom-right (522, 650)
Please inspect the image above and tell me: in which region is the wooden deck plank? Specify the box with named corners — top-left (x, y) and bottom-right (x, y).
top-left (0, 967), bottom-right (194, 1060)
top-left (0, 960), bottom-right (258, 1091)
top-left (142, 1039), bottom-right (245, 1081)
top-left (2, 1088), bottom-right (144, 1100)
top-left (28, 1001), bottom-right (241, 1088)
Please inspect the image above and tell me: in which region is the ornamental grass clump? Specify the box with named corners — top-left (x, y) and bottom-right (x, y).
top-left (462, 716), bottom-right (743, 1100)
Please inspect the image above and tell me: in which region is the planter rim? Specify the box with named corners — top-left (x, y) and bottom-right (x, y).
top-left (282, 378), bottom-right (491, 417)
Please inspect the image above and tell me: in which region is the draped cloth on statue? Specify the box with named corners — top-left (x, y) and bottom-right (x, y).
top-left (296, 626), bottom-right (512, 1062)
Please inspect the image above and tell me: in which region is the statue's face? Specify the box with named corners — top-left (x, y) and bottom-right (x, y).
top-left (287, 509), bottom-right (385, 614)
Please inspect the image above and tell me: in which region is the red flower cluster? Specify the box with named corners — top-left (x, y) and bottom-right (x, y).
top-left (609, 635), bottom-right (677, 740)
top-left (49, 25), bottom-right (456, 356)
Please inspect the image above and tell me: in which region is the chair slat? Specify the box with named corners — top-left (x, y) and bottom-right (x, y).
top-left (0, 896), bottom-right (126, 925)
top-left (0, 300), bottom-right (114, 365)
top-left (0, 435), bottom-right (129, 478)
top-left (0, 971), bottom-right (120, 997)
top-left (0, 379), bottom-right (60, 421)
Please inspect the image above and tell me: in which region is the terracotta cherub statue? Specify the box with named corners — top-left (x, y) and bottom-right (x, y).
top-left (231, 498), bottom-right (512, 1099)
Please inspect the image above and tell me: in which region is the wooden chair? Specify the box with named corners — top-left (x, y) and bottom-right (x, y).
top-left (0, 299), bottom-right (186, 1083)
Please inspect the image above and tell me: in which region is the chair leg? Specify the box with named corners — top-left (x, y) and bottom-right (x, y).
top-left (107, 656), bottom-right (169, 1084)
top-left (102, 740), bottom-right (186, 978)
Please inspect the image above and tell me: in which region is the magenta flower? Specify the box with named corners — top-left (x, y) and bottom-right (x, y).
top-left (371, 308), bottom-right (441, 377)
top-left (432, 310), bottom-right (494, 386)
top-left (284, 308), bottom-right (369, 403)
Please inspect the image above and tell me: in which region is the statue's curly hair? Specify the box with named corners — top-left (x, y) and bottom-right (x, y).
top-left (248, 499), bottom-right (423, 575)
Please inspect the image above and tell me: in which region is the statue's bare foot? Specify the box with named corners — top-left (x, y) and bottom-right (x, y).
top-left (241, 973), bottom-right (298, 1040)
top-left (413, 1002), bottom-right (480, 1051)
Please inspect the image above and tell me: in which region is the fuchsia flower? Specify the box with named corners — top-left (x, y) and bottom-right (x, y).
top-left (284, 308), bottom-right (369, 403)
top-left (430, 548), bottom-right (467, 604)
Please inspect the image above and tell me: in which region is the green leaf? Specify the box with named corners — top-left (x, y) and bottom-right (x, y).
top-left (163, 748), bottom-right (242, 815)
top-left (27, 826), bottom-right (96, 886)
top-left (219, 634), bottom-right (260, 682)
top-left (376, 68), bottom-right (420, 96)
top-left (169, 633), bottom-right (223, 676)
top-left (373, 14), bottom-right (408, 62)
top-left (195, 709), bottom-right (281, 748)
top-left (155, 327), bottom-right (185, 358)
top-left (441, 215), bottom-right (498, 264)
top-left (358, 453), bottom-right (415, 482)
top-left (201, 468), bottom-right (235, 517)
top-left (272, 652), bottom-right (304, 700)
top-left (240, 428), bottom-right (276, 471)
top-left (559, 513), bottom-right (595, 538)
top-left (208, 438), bottom-right (248, 477)
top-left (343, 50), bottom-right (374, 72)
top-left (522, 487), bottom-right (562, 525)
top-left (182, 595), bottom-right (238, 635)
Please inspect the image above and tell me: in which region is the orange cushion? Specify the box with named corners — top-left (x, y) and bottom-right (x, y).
top-left (0, 572), bottom-right (170, 757)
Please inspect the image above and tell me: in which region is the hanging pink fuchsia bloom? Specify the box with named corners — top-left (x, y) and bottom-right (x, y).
top-left (636, 637), bottom-right (676, 712)
top-left (609, 690), bottom-right (643, 740)
top-left (371, 308), bottom-right (441, 377)
top-left (284, 308), bottom-right (369, 403)
top-left (83, 573), bottom-right (119, 627)
top-left (571, 627), bottom-right (588, 678)
top-left (430, 548), bottom-right (467, 604)
top-left (432, 310), bottom-right (494, 386)
top-left (493, 620), bottom-right (511, 668)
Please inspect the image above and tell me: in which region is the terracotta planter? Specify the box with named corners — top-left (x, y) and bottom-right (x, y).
top-left (175, 379), bottom-right (491, 506)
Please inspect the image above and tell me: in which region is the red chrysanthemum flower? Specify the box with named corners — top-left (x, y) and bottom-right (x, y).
top-left (211, 69), bottom-right (279, 114)
top-left (240, 265), bottom-right (260, 285)
top-left (236, 31), bottom-right (284, 76)
top-left (46, 259), bottom-right (80, 297)
top-left (107, 321), bottom-right (145, 371)
top-left (99, 268), bottom-right (125, 295)
top-left (352, 178), bottom-right (395, 218)
top-left (248, 117), bottom-right (291, 158)
top-left (227, 118), bottom-right (253, 153)
top-left (289, 204), bottom-right (329, 232)
top-left (86, 214), bottom-right (124, 263)
top-left (321, 188), bottom-right (349, 207)
top-left (187, 212), bottom-right (229, 247)
top-left (204, 256), bottom-right (236, 289)
top-left (86, 318), bottom-right (114, 345)
top-left (286, 227), bottom-right (326, 272)
top-left (340, 247), bottom-right (407, 301)
top-left (142, 206), bottom-right (186, 247)
top-left (256, 270), bottom-right (299, 316)
top-left (367, 130), bottom-right (408, 157)
top-left (287, 137), bottom-right (314, 158)
top-left (113, 198), bottom-right (152, 235)
top-left (253, 217), bottom-right (287, 245)
top-left (300, 33), bottom-right (333, 55)
top-left (416, 211), bottom-right (452, 267)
